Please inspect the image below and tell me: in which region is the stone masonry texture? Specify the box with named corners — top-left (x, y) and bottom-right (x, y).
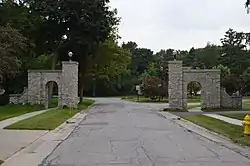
top-left (168, 60), bottom-right (240, 109)
top-left (10, 61), bottom-right (79, 108)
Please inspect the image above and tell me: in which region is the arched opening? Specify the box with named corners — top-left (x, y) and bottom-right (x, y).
top-left (187, 81), bottom-right (202, 103)
top-left (46, 81), bottom-right (59, 108)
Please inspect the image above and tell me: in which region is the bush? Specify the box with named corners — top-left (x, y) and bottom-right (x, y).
top-left (142, 76), bottom-right (167, 100)
top-left (0, 93), bottom-right (9, 106)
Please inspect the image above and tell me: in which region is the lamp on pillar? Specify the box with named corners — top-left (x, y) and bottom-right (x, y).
top-left (68, 51), bottom-right (73, 61)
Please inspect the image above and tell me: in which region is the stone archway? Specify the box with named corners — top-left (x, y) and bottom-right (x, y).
top-left (45, 81), bottom-right (60, 108)
top-left (168, 61), bottom-right (221, 109)
top-left (186, 81), bottom-right (202, 103)
top-left (9, 61), bottom-right (79, 108)
top-left (183, 70), bottom-right (220, 109)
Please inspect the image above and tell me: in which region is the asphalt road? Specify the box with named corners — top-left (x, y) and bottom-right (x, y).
top-left (42, 98), bottom-right (250, 166)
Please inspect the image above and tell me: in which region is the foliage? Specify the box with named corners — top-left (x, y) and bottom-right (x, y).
top-left (193, 44), bottom-right (220, 69)
top-left (215, 64), bottom-right (231, 78)
top-left (142, 76), bottom-right (161, 100)
top-left (147, 63), bottom-right (158, 76)
top-left (242, 67), bottom-right (250, 95)
top-left (187, 82), bottom-right (201, 96)
top-left (246, 0), bottom-right (250, 13)
top-left (0, 26), bottom-right (28, 85)
top-left (86, 39), bottom-right (131, 79)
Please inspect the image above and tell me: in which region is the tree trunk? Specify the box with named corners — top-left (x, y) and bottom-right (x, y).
top-left (92, 79), bottom-right (96, 97)
top-left (48, 53), bottom-right (58, 103)
top-left (79, 75), bottom-right (84, 103)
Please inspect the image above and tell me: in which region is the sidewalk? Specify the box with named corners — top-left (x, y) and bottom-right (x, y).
top-left (0, 108), bottom-right (54, 161)
top-left (2, 112), bottom-right (88, 166)
top-left (188, 107), bottom-right (244, 126)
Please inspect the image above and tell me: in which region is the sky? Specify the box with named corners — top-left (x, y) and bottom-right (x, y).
top-left (110, 0), bottom-right (250, 52)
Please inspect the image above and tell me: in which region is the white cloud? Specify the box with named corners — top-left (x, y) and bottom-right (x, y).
top-left (110, 0), bottom-right (250, 52)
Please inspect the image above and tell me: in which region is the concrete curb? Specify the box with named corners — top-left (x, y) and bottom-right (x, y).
top-left (158, 111), bottom-right (250, 160)
top-left (2, 110), bottom-right (89, 166)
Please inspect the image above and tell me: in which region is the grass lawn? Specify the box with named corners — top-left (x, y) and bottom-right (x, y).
top-left (162, 108), bottom-right (188, 112)
top-left (187, 105), bottom-right (200, 109)
top-left (243, 96), bottom-right (250, 99)
top-left (48, 97), bottom-right (58, 108)
top-left (202, 103), bottom-right (250, 112)
top-left (183, 115), bottom-right (250, 146)
top-left (0, 104), bottom-right (45, 122)
top-left (122, 96), bottom-right (200, 103)
top-left (220, 114), bottom-right (248, 120)
top-left (162, 105), bottom-right (200, 112)
top-left (221, 114), bottom-right (246, 120)
top-left (243, 102), bottom-right (250, 111)
top-left (122, 96), bottom-right (168, 103)
top-left (4, 99), bottom-right (95, 131)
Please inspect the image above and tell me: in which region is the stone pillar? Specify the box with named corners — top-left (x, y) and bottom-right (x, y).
top-left (61, 61), bottom-right (79, 108)
top-left (28, 71), bottom-right (42, 105)
top-left (168, 61), bottom-right (184, 109)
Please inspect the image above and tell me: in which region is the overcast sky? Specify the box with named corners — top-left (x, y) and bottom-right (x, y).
top-left (110, 0), bottom-right (250, 52)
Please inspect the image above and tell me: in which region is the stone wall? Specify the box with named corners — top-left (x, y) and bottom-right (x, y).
top-left (9, 87), bottom-right (28, 104)
top-left (220, 88), bottom-right (242, 109)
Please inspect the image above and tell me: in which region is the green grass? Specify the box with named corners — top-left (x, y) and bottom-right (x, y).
top-left (122, 96), bottom-right (201, 103)
top-left (0, 104), bottom-right (45, 122)
top-left (78, 99), bottom-right (95, 110)
top-left (4, 99), bottom-right (95, 131)
top-left (187, 105), bottom-right (200, 109)
top-left (243, 96), bottom-right (250, 99)
top-left (48, 97), bottom-right (58, 108)
top-left (188, 96), bottom-right (201, 103)
top-left (202, 103), bottom-right (250, 112)
top-left (183, 115), bottom-right (250, 146)
top-left (0, 160), bottom-right (3, 165)
top-left (122, 96), bottom-right (168, 103)
top-left (243, 103), bottom-right (250, 111)
top-left (162, 108), bottom-right (188, 112)
top-left (162, 105), bottom-right (200, 112)
top-left (220, 114), bottom-right (248, 120)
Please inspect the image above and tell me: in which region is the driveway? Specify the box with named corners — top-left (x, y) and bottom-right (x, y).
top-left (42, 98), bottom-right (250, 166)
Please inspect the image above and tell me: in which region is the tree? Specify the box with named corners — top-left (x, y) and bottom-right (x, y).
top-left (142, 76), bottom-right (161, 100)
top-left (194, 44), bottom-right (220, 69)
top-left (24, 0), bottom-right (119, 102)
top-left (242, 67), bottom-right (250, 95)
top-left (187, 82), bottom-right (201, 97)
top-left (246, 0), bottom-right (250, 13)
top-left (0, 26), bottom-right (28, 89)
top-left (183, 47), bottom-right (196, 67)
top-left (85, 39), bottom-right (131, 96)
top-left (220, 29), bottom-right (249, 76)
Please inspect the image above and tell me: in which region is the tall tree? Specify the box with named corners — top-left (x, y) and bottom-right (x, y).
top-left (194, 44), bottom-right (220, 69)
top-left (220, 29), bottom-right (249, 76)
top-left (0, 25), bottom-right (28, 90)
top-left (24, 0), bottom-right (119, 102)
top-left (85, 39), bottom-right (131, 96)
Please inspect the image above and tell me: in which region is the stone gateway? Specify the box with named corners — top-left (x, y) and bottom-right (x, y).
top-left (9, 61), bottom-right (79, 108)
top-left (168, 60), bottom-right (242, 110)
